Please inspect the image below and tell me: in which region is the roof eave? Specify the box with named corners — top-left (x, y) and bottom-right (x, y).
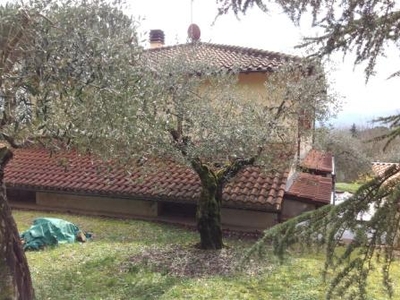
top-left (6, 183), bottom-right (281, 212)
top-left (284, 193), bottom-right (330, 206)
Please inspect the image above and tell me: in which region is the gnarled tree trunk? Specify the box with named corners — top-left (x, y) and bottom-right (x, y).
top-left (191, 157), bottom-right (256, 250)
top-left (0, 147), bottom-right (34, 300)
top-left (191, 159), bottom-right (223, 250)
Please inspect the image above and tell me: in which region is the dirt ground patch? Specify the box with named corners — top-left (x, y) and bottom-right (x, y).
top-left (125, 244), bottom-right (269, 278)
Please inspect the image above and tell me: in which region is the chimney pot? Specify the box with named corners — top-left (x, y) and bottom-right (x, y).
top-left (149, 29), bottom-right (165, 48)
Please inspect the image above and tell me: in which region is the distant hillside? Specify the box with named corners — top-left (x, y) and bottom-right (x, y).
top-left (357, 126), bottom-right (400, 162)
top-left (314, 124), bottom-right (399, 182)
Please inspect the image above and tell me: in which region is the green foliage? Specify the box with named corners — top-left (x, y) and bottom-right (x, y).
top-left (218, 1), bottom-right (400, 299)
top-left (133, 54), bottom-right (331, 169)
top-left (355, 125), bottom-right (400, 162)
top-left (314, 127), bottom-right (371, 182)
top-left (0, 3), bottom-right (144, 294)
top-left (263, 60), bottom-right (339, 127)
top-left (321, 124), bottom-right (400, 165)
top-left (0, 0), bottom-right (142, 150)
top-left (245, 165), bottom-right (400, 299)
top-left (350, 123), bottom-right (358, 138)
top-left (217, 0), bottom-right (400, 79)
top-left (336, 182), bottom-right (362, 193)
top-left (370, 114), bottom-right (400, 152)
top-left (218, 0), bottom-right (400, 162)
top-left (1, 0), bottom-right (335, 165)
top-left (139, 56), bottom-right (332, 249)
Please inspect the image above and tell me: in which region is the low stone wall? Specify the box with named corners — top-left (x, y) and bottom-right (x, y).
top-left (281, 198), bottom-right (316, 220)
top-left (221, 207), bottom-right (278, 230)
top-left (11, 190), bottom-right (278, 231)
top-left (36, 192), bottom-right (159, 218)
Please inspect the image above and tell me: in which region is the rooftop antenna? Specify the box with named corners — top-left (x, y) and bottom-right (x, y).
top-left (190, 0), bottom-right (194, 24)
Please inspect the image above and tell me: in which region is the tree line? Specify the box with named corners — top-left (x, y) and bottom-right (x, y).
top-left (315, 123), bottom-right (400, 182)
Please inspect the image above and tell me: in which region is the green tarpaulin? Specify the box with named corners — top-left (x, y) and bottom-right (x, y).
top-left (20, 217), bottom-right (89, 251)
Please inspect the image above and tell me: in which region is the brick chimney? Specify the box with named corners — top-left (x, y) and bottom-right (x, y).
top-left (149, 29), bottom-right (165, 48)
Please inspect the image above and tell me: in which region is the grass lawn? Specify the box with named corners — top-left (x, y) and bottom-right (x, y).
top-left (336, 182), bottom-right (362, 193)
top-left (13, 209), bottom-right (400, 300)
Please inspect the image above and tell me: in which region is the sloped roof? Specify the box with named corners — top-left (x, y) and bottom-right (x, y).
top-left (5, 148), bottom-right (287, 212)
top-left (300, 149), bottom-right (333, 174)
top-left (286, 172), bottom-right (332, 204)
top-left (371, 162), bottom-right (399, 176)
top-left (371, 161), bottom-right (400, 182)
top-left (144, 42), bottom-right (298, 73)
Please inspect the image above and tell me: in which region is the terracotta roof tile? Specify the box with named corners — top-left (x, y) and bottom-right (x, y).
top-left (371, 162), bottom-right (400, 182)
top-left (371, 162), bottom-right (399, 176)
top-left (301, 149), bottom-right (333, 173)
top-left (286, 173), bottom-right (332, 204)
top-left (144, 42), bottom-right (298, 73)
top-left (5, 148), bottom-right (288, 212)
top-left (223, 166), bottom-right (288, 210)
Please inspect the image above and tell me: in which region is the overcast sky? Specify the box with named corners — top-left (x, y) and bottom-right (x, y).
top-left (128, 0), bottom-right (400, 127)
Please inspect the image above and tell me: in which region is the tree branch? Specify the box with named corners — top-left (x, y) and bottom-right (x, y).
top-left (0, 133), bottom-right (27, 148)
top-left (0, 10), bottom-right (31, 86)
top-left (216, 156), bottom-right (255, 186)
top-left (168, 128), bottom-right (191, 157)
top-left (190, 157), bottom-right (218, 185)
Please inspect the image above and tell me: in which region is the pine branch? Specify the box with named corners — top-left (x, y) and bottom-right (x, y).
top-left (369, 114), bottom-right (400, 151)
top-left (242, 163), bottom-right (400, 299)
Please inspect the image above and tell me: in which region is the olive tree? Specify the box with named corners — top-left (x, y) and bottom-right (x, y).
top-left (147, 57), bottom-right (333, 250)
top-left (46, 46), bottom-right (333, 249)
top-left (0, 0), bottom-right (141, 298)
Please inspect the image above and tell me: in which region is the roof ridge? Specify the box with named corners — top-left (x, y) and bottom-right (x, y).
top-left (199, 42), bottom-right (299, 60)
top-left (145, 42), bottom-right (299, 61)
top-left (372, 161), bottom-right (399, 165)
top-left (144, 42), bottom-right (301, 73)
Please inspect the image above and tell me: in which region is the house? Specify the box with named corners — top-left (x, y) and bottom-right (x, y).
top-left (5, 146), bottom-right (333, 230)
top-left (370, 161), bottom-right (400, 190)
top-left (144, 29), bottom-right (313, 160)
top-left (283, 149), bottom-right (335, 221)
top-left (5, 147), bottom-right (286, 230)
top-left (5, 31), bottom-right (335, 231)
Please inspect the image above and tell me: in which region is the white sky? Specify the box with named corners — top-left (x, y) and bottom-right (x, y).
top-left (128, 0), bottom-right (400, 127)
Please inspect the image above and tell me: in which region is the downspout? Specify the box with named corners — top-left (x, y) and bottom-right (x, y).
top-left (312, 108), bottom-right (316, 145)
top-left (277, 210), bottom-right (282, 223)
top-left (297, 120), bottom-right (301, 162)
top-left (331, 155), bottom-right (336, 205)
